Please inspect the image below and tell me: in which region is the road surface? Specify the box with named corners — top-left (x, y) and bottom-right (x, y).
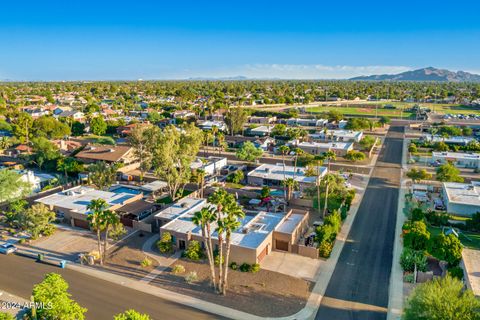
top-left (315, 125), bottom-right (404, 320)
top-left (0, 254), bottom-right (224, 320)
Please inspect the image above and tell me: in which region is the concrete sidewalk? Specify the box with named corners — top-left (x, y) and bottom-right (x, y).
top-left (140, 234), bottom-right (181, 284)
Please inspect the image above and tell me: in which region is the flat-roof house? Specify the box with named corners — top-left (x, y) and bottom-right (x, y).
top-left (248, 116), bottom-right (277, 124)
top-left (249, 126), bottom-right (271, 137)
top-left (35, 185), bottom-right (143, 228)
top-left (172, 110), bottom-right (196, 119)
top-left (442, 181), bottom-right (480, 216)
top-left (286, 118), bottom-right (327, 127)
top-left (75, 144), bottom-right (135, 165)
top-left (197, 120), bottom-right (227, 132)
top-left (247, 163), bottom-right (326, 191)
top-left (309, 130), bottom-right (363, 142)
top-left (156, 197), bottom-right (310, 264)
top-left (190, 157), bottom-right (227, 176)
top-left (423, 134), bottom-right (477, 146)
top-left (254, 137), bottom-right (275, 151)
top-left (432, 152), bottom-right (480, 169)
top-left (289, 140), bottom-right (354, 156)
top-left (56, 110), bottom-right (85, 122)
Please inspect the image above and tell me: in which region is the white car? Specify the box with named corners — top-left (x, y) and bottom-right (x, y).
top-left (0, 243), bottom-right (17, 255)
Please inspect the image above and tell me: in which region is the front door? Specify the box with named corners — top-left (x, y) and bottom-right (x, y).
top-left (179, 240), bottom-right (186, 250)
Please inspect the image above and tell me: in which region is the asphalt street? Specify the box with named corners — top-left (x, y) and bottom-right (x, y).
top-left (0, 254), bottom-right (224, 320)
top-left (316, 125), bottom-right (404, 320)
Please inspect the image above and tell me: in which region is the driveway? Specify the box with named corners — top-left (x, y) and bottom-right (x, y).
top-left (261, 251), bottom-right (321, 281)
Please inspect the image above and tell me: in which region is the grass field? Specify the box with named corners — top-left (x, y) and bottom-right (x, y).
top-left (428, 225), bottom-right (480, 250)
top-left (306, 102), bottom-right (480, 118)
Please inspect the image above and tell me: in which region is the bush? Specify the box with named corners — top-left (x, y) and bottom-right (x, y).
top-left (403, 220), bottom-right (430, 251)
top-left (318, 240), bottom-right (334, 258)
top-left (428, 233), bottom-right (463, 266)
top-left (185, 271), bottom-right (198, 283)
top-left (140, 257), bottom-right (152, 268)
top-left (229, 262), bottom-right (238, 270)
top-left (400, 248), bottom-right (427, 272)
top-left (251, 263), bottom-right (260, 273)
top-left (157, 232), bottom-right (173, 254)
top-left (183, 240), bottom-right (204, 261)
top-left (0, 312), bottom-right (15, 320)
top-left (240, 263), bottom-right (252, 272)
top-left (316, 223), bottom-right (337, 243)
top-left (403, 273), bottom-right (415, 283)
top-left (410, 208), bottom-right (425, 222)
top-left (448, 266), bottom-right (464, 280)
top-left (172, 264), bottom-right (186, 274)
top-left (425, 210), bottom-right (449, 226)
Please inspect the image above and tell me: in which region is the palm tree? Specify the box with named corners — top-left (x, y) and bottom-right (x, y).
top-left (0, 136), bottom-right (11, 153)
top-left (322, 151), bottom-right (337, 217)
top-left (211, 125), bottom-right (218, 152)
top-left (87, 199), bottom-right (108, 265)
top-left (195, 169), bottom-right (206, 198)
top-left (192, 207), bottom-right (217, 291)
top-left (101, 210), bottom-right (120, 264)
top-left (282, 178), bottom-right (299, 200)
top-left (307, 156), bottom-right (324, 217)
top-left (208, 189), bottom-right (228, 291)
top-left (220, 214), bottom-right (242, 295)
top-left (278, 145), bottom-right (290, 200)
top-left (292, 147), bottom-right (304, 180)
top-left (217, 132), bottom-right (226, 156)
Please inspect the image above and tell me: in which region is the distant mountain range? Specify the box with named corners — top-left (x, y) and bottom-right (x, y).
top-left (349, 67), bottom-right (480, 82)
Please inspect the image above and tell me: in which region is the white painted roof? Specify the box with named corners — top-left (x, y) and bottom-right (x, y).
top-left (432, 152), bottom-right (480, 160)
top-left (247, 163), bottom-right (324, 184)
top-left (154, 198), bottom-right (207, 221)
top-left (443, 181), bottom-right (480, 206)
top-left (293, 140), bottom-right (353, 151)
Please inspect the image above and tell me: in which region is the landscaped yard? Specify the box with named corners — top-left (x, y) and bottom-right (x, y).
top-left (150, 258), bottom-right (313, 317)
top-left (427, 226), bottom-right (480, 250)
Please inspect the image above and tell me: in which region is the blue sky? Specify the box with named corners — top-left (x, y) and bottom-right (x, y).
top-left (1, 1), bottom-right (480, 80)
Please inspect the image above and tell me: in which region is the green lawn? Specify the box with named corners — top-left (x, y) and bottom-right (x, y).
top-left (427, 226), bottom-right (480, 250)
top-left (307, 102), bottom-right (480, 118)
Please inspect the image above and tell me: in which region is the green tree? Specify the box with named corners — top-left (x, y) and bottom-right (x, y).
top-left (128, 124), bottom-right (156, 181)
top-left (114, 309), bottom-right (151, 320)
top-left (57, 157), bottom-right (84, 182)
top-left (404, 275), bottom-right (480, 320)
top-left (378, 116), bottom-right (391, 126)
top-left (32, 116), bottom-right (71, 139)
top-left (345, 150), bottom-right (366, 162)
top-left (436, 163), bottom-right (464, 182)
top-left (406, 167), bottom-right (432, 183)
top-left (235, 141), bottom-right (263, 162)
top-left (434, 141), bottom-right (449, 152)
top-left (466, 212), bottom-right (480, 232)
top-left (14, 203), bottom-right (56, 239)
top-left (11, 112), bottom-right (33, 143)
top-left (403, 220), bottom-right (430, 251)
top-left (224, 107), bottom-right (249, 136)
top-left (32, 273), bottom-right (87, 320)
top-left (87, 199), bottom-right (109, 265)
top-left (100, 209), bottom-right (120, 264)
top-left (157, 232), bottom-right (173, 254)
top-left (428, 233), bottom-right (463, 266)
top-left (271, 124), bottom-right (287, 137)
top-left (90, 116), bottom-right (107, 135)
top-left (408, 144), bottom-right (418, 153)
top-left (31, 137), bottom-right (62, 170)
top-left (192, 207), bottom-right (217, 290)
top-left (88, 162), bottom-right (118, 190)
top-left (0, 169), bottom-right (32, 204)
top-left (152, 123), bottom-right (203, 201)
top-left (71, 121), bottom-right (86, 136)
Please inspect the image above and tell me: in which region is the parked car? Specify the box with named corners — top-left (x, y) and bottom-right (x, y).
top-left (0, 243), bottom-right (17, 255)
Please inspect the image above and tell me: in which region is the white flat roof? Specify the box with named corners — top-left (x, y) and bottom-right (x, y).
top-left (443, 181), bottom-right (480, 206)
top-left (35, 185), bottom-right (140, 214)
top-left (247, 163), bottom-right (324, 184)
top-left (425, 134), bottom-right (476, 144)
top-left (433, 152), bottom-right (480, 160)
top-left (294, 140), bottom-right (353, 151)
top-left (250, 126), bottom-right (271, 133)
top-left (309, 130), bottom-right (362, 139)
top-left (275, 213), bottom-right (304, 234)
top-left (140, 180), bottom-right (168, 192)
top-left (154, 197), bottom-right (207, 221)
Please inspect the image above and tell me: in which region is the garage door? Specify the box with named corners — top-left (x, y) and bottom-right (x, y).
top-left (276, 240), bottom-right (289, 251)
top-left (257, 245), bottom-right (268, 262)
top-left (73, 219), bottom-right (90, 229)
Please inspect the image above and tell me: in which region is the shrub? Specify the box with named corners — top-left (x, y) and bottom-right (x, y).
top-left (214, 253), bottom-right (224, 266)
top-left (229, 262), bottom-right (238, 270)
top-left (425, 210), bottom-right (449, 226)
top-left (140, 257), bottom-right (152, 268)
top-left (240, 263), bottom-right (252, 272)
top-left (183, 240), bottom-right (203, 261)
top-left (251, 263), bottom-right (260, 273)
top-left (403, 220), bottom-right (430, 251)
top-left (0, 312), bottom-right (15, 320)
top-left (428, 233), bottom-right (463, 266)
top-left (157, 232), bottom-right (173, 254)
top-left (185, 271), bottom-right (198, 283)
top-left (400, 248), bottom-right (427, 272)
top-left (316, 224), bottom-right (337, 243)
top-left (403, 273), bottom-right (415, 283)
top-left (172, 264), bottom-right (186, 274)
top-left (410, 208), bottom-right (425, 222)
top-left (448, 266), bottom-right (464, 280)
top-left (318, 240), bottom-right (334, 258)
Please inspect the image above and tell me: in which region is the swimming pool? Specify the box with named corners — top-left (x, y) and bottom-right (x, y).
top-left (110, 186), bottom-right (142, 195)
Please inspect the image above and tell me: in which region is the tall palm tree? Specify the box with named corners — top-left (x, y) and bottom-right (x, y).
top-left (282, 178), bottom-right (299, 200)
top-left (292, 147), bottom-right (304, 180)
top-left (322, 151), bottom-right (337, 217)
top-left (208, 189), bottom-right (228, 291)
top-left (217, 132), bottom-right (225, 156)
top-left (308, 156), bottom-right (324, 217)
top-left (195, 169), bottom-right (206, 198)
top-left (278, 145), bottom-right (290, 200)
top-left (220, 214), bottom-right (242, 295)
top-left (211, 125), bottom-right (218, 152)
top-left (101, 210), bottom-right (120, 264)
top-left (192, 207), bottom-right (217, 291)
top-left (87, 199), bottom-right (108, 265)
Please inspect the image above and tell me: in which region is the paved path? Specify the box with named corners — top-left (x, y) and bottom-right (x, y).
top-left (141, 234), bottom-right (181, 284)
top-left (315, 125), bottom-right (404, 320)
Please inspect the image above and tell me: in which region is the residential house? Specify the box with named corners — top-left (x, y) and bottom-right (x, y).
top-left (309, 130), bottom-right (363, 142)
top-left (197, 120), bottom-right (227, 132)
top-left (248, 116), bottom-right (277, 124)
top-left (442, 181), bottom-right (480, 216)
top-left (247, 163), bottom-right (326, 192)
top-left (423, 134), bottom-right (477, 146)
top-left (288, 140), bottom-right (354, 156)
top-left (432, 152), bottom-right (480, 169)
top-left (75, 144), bottom-right (137, 170)
top-left (190, 157), bottom-right (227, 176)
top-left (249, 125), bottom-right (271, 137)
